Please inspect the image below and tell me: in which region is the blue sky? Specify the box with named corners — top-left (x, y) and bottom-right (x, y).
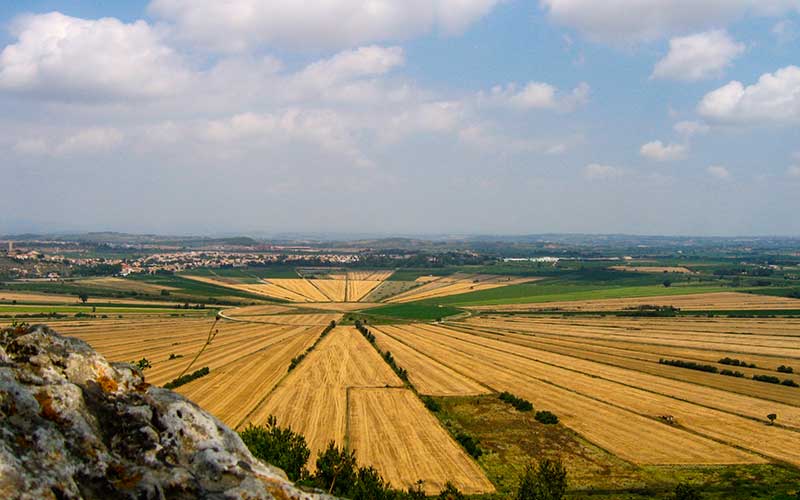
top-left (1, 1), bottom-right (798, 236)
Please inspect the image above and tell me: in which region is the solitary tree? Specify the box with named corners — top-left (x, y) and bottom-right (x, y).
top-left (663, 279), bottom-right (672, 288)
top-left (767, 413), bottom-right (778, 425)
top-left (516, 458), bottom-right (568, 500)
top-left (78, 292), bottom-right (89, 304)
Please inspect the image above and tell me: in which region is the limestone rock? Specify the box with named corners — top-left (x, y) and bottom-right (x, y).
top-left (0, 324), bottom-right (334, 500)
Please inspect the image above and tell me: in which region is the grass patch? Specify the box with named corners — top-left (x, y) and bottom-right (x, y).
top-left (431, 395), bottom-right (800, 499)
top-left (357, 302), bottom-right (463, 321)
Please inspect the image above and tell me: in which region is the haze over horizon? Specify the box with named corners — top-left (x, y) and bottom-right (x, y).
top-left (2, 1), bottom-right (799, 236)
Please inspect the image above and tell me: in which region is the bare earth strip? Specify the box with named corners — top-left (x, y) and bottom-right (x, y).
top-left (371, 327), bottom-right (490, 396)
top-left (469, 292), bottom-right (800, 312)
top-left (380, 324), bottom-right (762, 465)
top-left (408, 323), bottom-right (800, 466)
top-left (349, 388), bottom-right (495, 494)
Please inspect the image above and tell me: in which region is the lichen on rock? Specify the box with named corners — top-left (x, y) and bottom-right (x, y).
top-left (0, 324), bottom-right (334, 500)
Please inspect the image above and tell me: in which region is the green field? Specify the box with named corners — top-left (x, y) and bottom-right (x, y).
top-left (422, 282), bottom-right (728, 307)
top-left (356, 302), bottom-right (463, 321)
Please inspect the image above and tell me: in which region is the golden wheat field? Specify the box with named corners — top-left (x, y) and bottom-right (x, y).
top-left (182, 272), bottom-right (395, 303)
top-left (0, 291), bottom-right (173, 306)
top-left (348, 388), bottom-right (495, 494)
top-left (468, 291), bottom-right (800, 312)
top-left (386, 275), bottom-right (538, 303)
top-left (241, 326), bottom-right (494, 493)
top-left (374, 317), bottom-right (800, 466)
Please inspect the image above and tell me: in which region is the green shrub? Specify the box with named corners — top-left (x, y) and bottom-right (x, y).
top-left (753, 374), bottom-right (781, 384)
top-left (422, 396), bottom-right (441, 413)
top-left (454, 431), bottom-right (483, 458)
top-left (674, 483), bottom-right (703, 500)
top-left (164, 367), bottom-right (209, 389)
top-left (437, 482), bottom-right (465, 500)
top-left (499, 391), bottom-right (534, 412)
top-left (515, 458), bottom-right (568, 500)
top-left (535, 411), bottom-right (559, 425)
top-left (239, 415), bottom-right (310, 481)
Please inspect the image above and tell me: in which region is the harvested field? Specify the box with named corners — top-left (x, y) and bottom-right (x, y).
top-left (220, 304), bottom-right (296, 316)
top-left (363, 281), bottom-right (420, 302)
top-left (609, 266), bottom-right (695, 274)
top-left (243, 327), bottom-right (402, 455)
top-left (371, 327), bottom-right (490, 396)
top-left (0, 291), bottom-right (172, 306)
top-left (469, 291), bottom-right (800, 312)
top-left (242, 327), bottom-right (493, 492)
top-left (379, 323), bottom-right (772, 465)
top-left (349, 388), bottom-right (495, 494)
top-left (268, 279), bottom-right (330, 302)
top-left (347, 271), bottom-right (394, 281)
top-left (401, 319), bottom-right (800, 466)
top-left (294, 302), bottom-right (382, 312)
top-left (347, 280), bottom-right (383, 302)
top-left (308, 279), bottom-right (347, 302)
top-left (386, 275), bottom-right (536, 304)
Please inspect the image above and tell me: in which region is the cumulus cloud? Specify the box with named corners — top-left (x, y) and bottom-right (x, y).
top-left (201, 110), bottom-right (372, 167)
top-left (540, 0), bottom-right (799, 43)
top-left (584, 163), bottom-right (624, 179)
top-left (480, 81), bottom-right (590, 112)
top-left (674, 120), bottom-right (710, 137)
top-left (640, 140), bottom-right (688, 161)
top-left (707, 165), bottom-right (731, 179)
top-left (698, 65), bottom-right (800, 124)
top-left (0, 12), bottom-right (190, 101)
top-left (652, 30), bottom-right (744, 81)
top-left (148, 0), bottom-right (501, 51)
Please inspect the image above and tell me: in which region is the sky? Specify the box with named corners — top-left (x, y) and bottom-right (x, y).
top-left (1, 0), bottom-right (799, 237)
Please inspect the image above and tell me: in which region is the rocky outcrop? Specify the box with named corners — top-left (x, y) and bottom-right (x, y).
top-left (0, 324), bottom-right (332, 500)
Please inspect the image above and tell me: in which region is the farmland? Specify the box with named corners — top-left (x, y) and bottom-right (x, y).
top-left (6, 249), bottom-right (800, 498)
top-left (240, 326), bottom-right (493, 494)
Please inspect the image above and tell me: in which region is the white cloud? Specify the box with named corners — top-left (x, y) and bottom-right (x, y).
top-left (652, 30), bottom-right (744, 81)
top-left (674, 120), bottom-right (710, 137)
top-left (148, 0), bottom-right (501, 51)
top-left (540, 0), bottom-right (799, 43)
top-left (707, 165), bottom-right (731, 179)
top-left (788, 165), bottom-right (800, 177)
top-left (200, 110), bottom-right (371, 166)
top-left (0, 12), bottom-right (189, 101)
top-left (15, 127), bottom-right (124, 156)
top-left (584, 163), bottom-right (624, 179)
top-left (698, 65), bottom-right (800, 124)
top-left (640, 140), bottom-right (688, 161)
top-left (480, 81), bottom-right (590, 112)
